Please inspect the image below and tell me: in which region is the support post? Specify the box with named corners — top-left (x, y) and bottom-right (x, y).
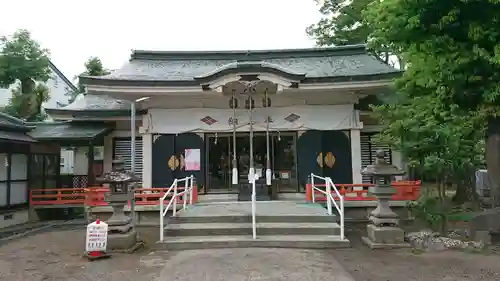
top-left (142, 134), bottom-right (153, 188)
top-left (311, 173), bottom-right (316, 203)
top-left (326, 179), bottom-right (332, 215)
top-left (231, 90), bottom-right (239, 185)
top-left (159, 197), bottom-right (164, 242)
top-left (248, 94), bottom-right (255, 181)
top-left (173, 182), bottom-right (177, 216)
top-left (189, 175), bottom-right (194, 205)
top-left (265, 89), bottom-right (271, 186)
top-left (350, 129), bottom-right (362, 184)
top-left (87, 143), bottom-right (95, 187)
top-left (130, 101), bottom-right (137, 228)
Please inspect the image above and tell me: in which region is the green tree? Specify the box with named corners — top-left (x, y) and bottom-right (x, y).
top-left (3, 84), bottom-right (50, 121)
top-left (363, 0), bottom-right (500, 210)
top-left (66, 56), bottom-right (110, 103)
top-left (363, 0), bottom-right (500, 111)
top-left (0, 29), bottom-right (52, 121)
top-left (373, 91), bottom-right (485, 232)
top-left (306, 0), bottom-right (371, 46)
top-left (307, 0), bottom-right (402, 66)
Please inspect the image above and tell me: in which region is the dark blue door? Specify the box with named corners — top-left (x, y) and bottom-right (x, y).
top-left (152, 134), bottom-right (175, 187)
top-left (152, 133), bottom-right (205, 188)
top-left (296, 130), bottom-right (353, 186)
top-left (321, 130), bottom-right (352, 184)
top-left (296, 130), bottom-right (323, 186)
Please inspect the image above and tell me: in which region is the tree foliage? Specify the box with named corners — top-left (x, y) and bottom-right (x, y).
top-left (374, 95), bottom-right (485, 183)
top-left (364, 0), bottom-right (500, 206)
top-left (3, 84), bottom-right (49, 121)
top-left (307, 0), bottom-right (402, 66)
top-left (66, 57), bottom-right (110, 103)
top-left (0, 29), bottom-right (52, 121)
top-left (364, 0), bottom-right (500, 112)
top-left (306, 0), bottom-right (371, 46)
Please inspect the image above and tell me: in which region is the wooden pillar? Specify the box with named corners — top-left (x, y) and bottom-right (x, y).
top-left (350, 129), bottom-right (362, 184)
top-left (87, 143), bottom-right (95, 187)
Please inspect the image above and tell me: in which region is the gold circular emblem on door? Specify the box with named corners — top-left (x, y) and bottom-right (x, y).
top-left (317, 152), bottom-right (324, 167)
top-left (324, 152), bottom-right (336, 168)
top-left (168, 155), bottom-right (179, 171)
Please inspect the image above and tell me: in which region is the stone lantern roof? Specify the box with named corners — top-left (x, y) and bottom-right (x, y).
top-left (97, 159), bottom-right (140, 184)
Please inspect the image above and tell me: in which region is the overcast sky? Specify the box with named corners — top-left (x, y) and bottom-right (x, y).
top-left (0, 0), bottom-right (322, 82)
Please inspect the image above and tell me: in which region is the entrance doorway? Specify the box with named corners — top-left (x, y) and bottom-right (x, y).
top-left (204, 132), bottom-right (298, 193)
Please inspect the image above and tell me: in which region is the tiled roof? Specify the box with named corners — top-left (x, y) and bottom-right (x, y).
top-left (43, 94), bottom-right (132, 115)
top-left (28, 121), bottom-right (113, 141)
top-left (58, 94), bottom-right (131, 111)
top-left (80, 44), bottom-right (400, 86)
top-left (0, 112), bottom-right (30, 131)
top-left (0, 112), bottom-right (36, 142)
top-left (0, 130), bottom-right (36, 143)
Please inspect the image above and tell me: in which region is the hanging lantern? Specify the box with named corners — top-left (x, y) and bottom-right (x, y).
top-left (262, 97), bottom-right (271, 107)
top-left (245, 97), bottom-right (255, 109)
top-left (229, 97), bottom-right (238, 109)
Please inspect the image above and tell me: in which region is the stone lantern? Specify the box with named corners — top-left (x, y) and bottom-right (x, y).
top-left (361, 150), bottom-right (410, 248)
top-left (97, 158), bottom-right (142, 251)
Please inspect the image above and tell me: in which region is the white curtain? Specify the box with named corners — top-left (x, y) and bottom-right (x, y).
top-left (147, 105), bottom-right (361, 134)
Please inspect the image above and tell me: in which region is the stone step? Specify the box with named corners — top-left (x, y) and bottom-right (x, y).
top-left (164, 222), bottom-right (341, 236)
top-left (238, 195), bottom-right (271, 201)
top-left (156, 235), bottom-right (350, 250)
top-left (168, 214), bottom-right (338, 224)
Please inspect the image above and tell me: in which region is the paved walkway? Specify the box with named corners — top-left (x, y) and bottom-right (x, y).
top-left (181, 201), bottom-right (329, 217)
top-left (145, 248), bottom-right (354, 281)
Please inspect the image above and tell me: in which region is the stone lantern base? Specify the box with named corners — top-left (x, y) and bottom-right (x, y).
top-left (107, 230), bottom-right (142, 252)
top-left (105, 193), bottom-right (143, 252)
top-left (362, 224), bottom-right (410, 249)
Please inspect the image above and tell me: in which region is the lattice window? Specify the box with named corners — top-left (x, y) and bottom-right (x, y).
top-left (113, 138), bottom-right (143, 180)
top-left (360, 132), bottom-right (392, 183)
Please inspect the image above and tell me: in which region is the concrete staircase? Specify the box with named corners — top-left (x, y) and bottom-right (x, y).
top-left (157, 201), bottom-right (350, 250)
top-left (237, 182), bottom-right (271, 201)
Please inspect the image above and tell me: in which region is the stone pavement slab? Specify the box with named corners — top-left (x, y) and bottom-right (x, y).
top-left (154, 248), bottom-right (354, 281)
top-left (181, 201), bottom-right (330, 217)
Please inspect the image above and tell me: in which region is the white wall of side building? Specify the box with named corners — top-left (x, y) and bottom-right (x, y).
top-left (0, 64), bottom-right (75, 110)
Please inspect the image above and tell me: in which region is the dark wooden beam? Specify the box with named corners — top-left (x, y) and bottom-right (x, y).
top-left (87, 143), bottom-right (95, 187)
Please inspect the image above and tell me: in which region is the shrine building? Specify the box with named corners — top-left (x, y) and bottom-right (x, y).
top-left (44, 44), bottom-right (403, 195)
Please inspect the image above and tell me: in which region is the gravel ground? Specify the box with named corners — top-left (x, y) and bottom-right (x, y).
top-left (0, 229), bottom-right (163, 281)
top-left (1, 226), bottom-right (500, 281)
top-left (332, 224), bottom-right (500, 281)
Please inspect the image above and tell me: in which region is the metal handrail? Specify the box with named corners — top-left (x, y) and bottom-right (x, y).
top-left (310, 173), bottom-right (345, 240)
top-left (159, 175), bottom-right (195, 242)
top-left (251, 176), bottom-right (257, 240)
top-left (326, 177), bottom-right (344, 240)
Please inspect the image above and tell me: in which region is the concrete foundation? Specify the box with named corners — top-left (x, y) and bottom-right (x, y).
top-left (107, 229), bottom-right (139, 251)
top-left (362, 224), bottom-right (410, 249)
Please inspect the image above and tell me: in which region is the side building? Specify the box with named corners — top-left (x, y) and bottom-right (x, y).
top-left (0, 113), bottom-right (60, 228)
top-left (0, 61), bottom-right (78, 110)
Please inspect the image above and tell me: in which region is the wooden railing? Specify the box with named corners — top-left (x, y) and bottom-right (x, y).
top-left (305, 181), bottom-right (421, 202)
top-left (29, 188), bottom-right (88, 206)
top-left (29, 181), bottom-right (418, 207)
top-left (30, 186), bottom-right (199, 207)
